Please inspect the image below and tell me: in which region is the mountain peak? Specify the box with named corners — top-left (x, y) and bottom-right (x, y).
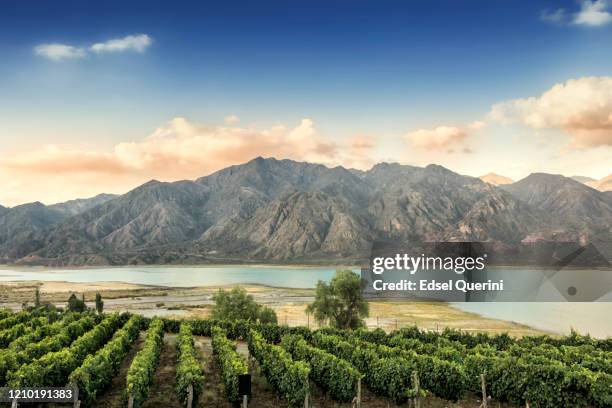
top-left (479, 172), bottom-right (514, 186)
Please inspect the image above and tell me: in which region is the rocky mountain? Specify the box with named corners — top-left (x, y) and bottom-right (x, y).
top-left (0, 194), bottom-right (119, 262)
top-left (49, 193), bottom-right (117, 216)
top-left (501, 173), bottom-right (612, 230)
top-left (479, 172), bottom-right (514, 186)
top-left (1, 158), bottom-right (610, 266)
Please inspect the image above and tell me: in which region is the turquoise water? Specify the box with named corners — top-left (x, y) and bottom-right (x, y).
top-left (0, 265), bottom-right (353, 288)
top-left (0, 265), bottom-right (610, 337)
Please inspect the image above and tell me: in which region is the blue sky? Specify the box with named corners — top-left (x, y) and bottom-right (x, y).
top-left (0, 0), bottom-right (611, 205)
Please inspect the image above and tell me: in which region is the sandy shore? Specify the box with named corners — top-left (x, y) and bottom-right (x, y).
top-left (0, 280), bottom-right (547, 337)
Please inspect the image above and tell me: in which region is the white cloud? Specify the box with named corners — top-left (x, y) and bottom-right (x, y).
top-left (541, 8), bottom-right (567, 24)
top-left (34, 34), bottom-right (152, 61)
top-left (34, 43), bottom-right (86, 61)
top-left (489, 76), bottom-right (612, 148)
top-left (1, 117), bottom-right (377, 181)
top-left (468, 121), bottom-right (487, 130)
top-left (405, 126), bottom-right (468, 151)
top-left (224, 115), bottom-right (240, 124)
top-left (542, 1), bottom-right (612, 27)
top-left (574, 0), bottom-right (612, 26)
top-left (90, 34), bottom-right (152, 54)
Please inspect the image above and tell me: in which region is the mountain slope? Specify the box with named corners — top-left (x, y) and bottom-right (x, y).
top-left (49, 193), bottom-right (117, 216)
top-left (1, 158), bottom-right (609, 265)
top-left (502, 173), bottom-right (612, 230)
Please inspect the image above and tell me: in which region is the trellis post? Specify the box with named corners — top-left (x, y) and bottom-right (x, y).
top-left (187, 383), bottom-right (194, 408)
top-left (412, 371), bottom-right (421, 408)
top-left (480, 373), bottom-right (488, 408)
top-left (356, 376), bottom-right (362, 408)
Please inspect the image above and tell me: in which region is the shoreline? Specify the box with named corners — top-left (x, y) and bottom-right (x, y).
top-left (0, 279), bottom-right (554, 338)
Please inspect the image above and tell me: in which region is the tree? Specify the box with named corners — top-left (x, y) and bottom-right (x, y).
top-left (211, 287), bottom-right (277, 323)
top-left (67, 293), bottom-right (87, 313)
top-left (95, 292), bottom-right (104, 314)
top-left (306, 270), bottom-right (369, 329)
top-left (34, 287), bottom-right (41, 308)
top-left (258, 306), bottom-right (278, 324)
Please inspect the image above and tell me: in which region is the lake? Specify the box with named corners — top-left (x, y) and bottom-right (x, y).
top-left (1, 265), bottom-right (611, 338)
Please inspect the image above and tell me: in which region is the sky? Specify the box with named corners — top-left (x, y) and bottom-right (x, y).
top-left (0, 0), bottom-right (611, 206)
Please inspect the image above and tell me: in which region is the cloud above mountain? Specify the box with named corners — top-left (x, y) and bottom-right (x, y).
top-left (490, 76), bottom-right (612, 148)
top-left (0, 117), bottom-right (376, 205)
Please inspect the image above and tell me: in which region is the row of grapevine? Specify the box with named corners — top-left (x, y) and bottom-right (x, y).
top-left (68, 314), bottom-right (143, 406)
top-left (125, 317), bottom-right (164, 408)
top-left (311, 332), bottom-right (418, 404)
top-left (8, 313), bottom-right (124, 387)
top-left (247, 329), bottom-right (310, 407)
top-left (210, 326), bottom-right (248, 405)
top-left (0, 309), bottom-right (12, 321)
top-left (0, 311), bottom-right (31, 331)
top-left (0, 316), bottom-right (47, 347)
top-left (329, 326), bottom-right (612, 388)
top-left (280, 334), bottom-right (361, 402)
top-left (346, 329), bottom-right (612, 407)
top-left (7, 312), bottom-right (81, 351)
top-left (0, 314), bottom-right (97, 384)
top-left (397, 325), bottom-right (612, 353)
top-left (176, 323), bottom-right (205, 407)
top-left (162, 318), bottom-right (311, 343)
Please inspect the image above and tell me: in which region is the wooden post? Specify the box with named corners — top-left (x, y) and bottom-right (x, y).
top-left (242, 394), bottom-right (248, 408)
top-left (187, 384), bottom-right (194, 408)
top-left (526, 402), bottom-right (530, 408)
top-left (10, 399), bottom-right (17, 408)
top-left (412, 371), bottom-right (421, 408)
top-left (304, 390), bottom-right (309, 408)
top-left (128, 394), bottom-right (134, 408)
top-left (356, 377), bottom-right (362, 408)
top-left (480, 373), bottom-right (488, 408)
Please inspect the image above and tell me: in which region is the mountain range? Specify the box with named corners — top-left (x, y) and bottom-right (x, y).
top-left (0, 157), bottom-right (610, 266)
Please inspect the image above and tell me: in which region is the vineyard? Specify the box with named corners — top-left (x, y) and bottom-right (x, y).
top-left (0, 308), bottom-right (610, 407)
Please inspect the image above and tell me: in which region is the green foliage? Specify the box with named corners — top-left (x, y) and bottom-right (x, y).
top-left (0, 311), bottom-right (31, 330)
top-left (0, 316), bottom-right (46, 348)
top-left (175, 323), bottom-right (205, 407)
top-left (258, 306), bottom-right (278, 324)
top-left (306, 270), bottom-right (369, 329)
top-left (311, 332), bottom-right (417, 404)
top-left (211, 326), bottom-right (248, 405)
top-left (126, 318), bottom-right (164, 408)
top-left (34, 287), bottom-right (41, 308)
top-left (67, 293), bottom-right (87, 313)
top-left (0, 313), bottom-right (95, 384)
top-left (247, 329), bottom-right (310, 407)
top-left (281, 334), bottom-right (360, 402)
top-left (69, 315), bottom-right (142, 406)
top-left (95, 292), bottom-right (104, 314)
top-left (211, 287), bottom-right (278, 324)
top-left (8, 313), bottom-right (123, 387)
top-left (162, 318), bottom-right (310, 343)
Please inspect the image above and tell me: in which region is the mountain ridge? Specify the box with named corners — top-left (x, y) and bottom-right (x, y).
top-left (1, 157), bottom-right (610, 266)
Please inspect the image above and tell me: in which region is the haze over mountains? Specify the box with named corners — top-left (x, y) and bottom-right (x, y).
top-left (0, 157), bottom-right (610, 266)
